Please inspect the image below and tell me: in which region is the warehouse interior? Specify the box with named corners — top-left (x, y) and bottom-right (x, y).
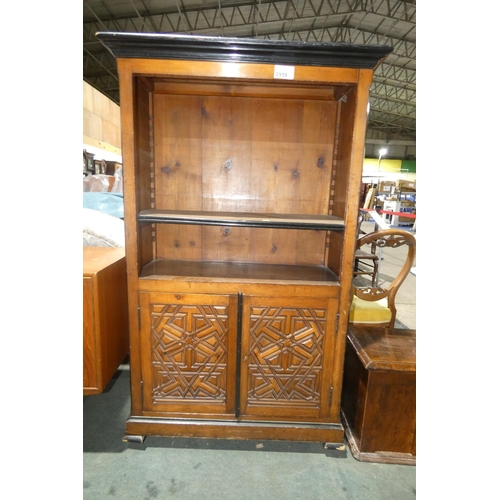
top-left (83, 2), bottom-right (417, 490)
top-left (83, 0), bottom-right (417, 232)
top-left (4, 2), bottom-right (494, 499)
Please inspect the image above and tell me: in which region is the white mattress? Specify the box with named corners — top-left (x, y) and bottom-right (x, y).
top-left (83, 208), bottom-right (125, 248)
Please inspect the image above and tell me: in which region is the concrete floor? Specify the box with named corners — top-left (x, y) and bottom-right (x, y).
top-left (83, 222), bottom-right (417, 499)
top-left (83, 364), bottom-right (416, 500)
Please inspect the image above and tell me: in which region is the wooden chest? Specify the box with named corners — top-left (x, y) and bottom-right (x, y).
top-left (83, 246), bottom-right (129, 395)
top-left (341, 325), bottom-right (416, 464)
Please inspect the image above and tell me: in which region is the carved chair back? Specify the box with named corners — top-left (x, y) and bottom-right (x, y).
top-left (352, 228), bottom-right (416, 327)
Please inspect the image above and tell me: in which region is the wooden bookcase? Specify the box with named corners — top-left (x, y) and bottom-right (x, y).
top-left (96, 32), bottom-right (391, 445)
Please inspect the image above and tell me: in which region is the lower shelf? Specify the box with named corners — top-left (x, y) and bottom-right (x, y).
top-left (141, 259), bottom-right (339, 285)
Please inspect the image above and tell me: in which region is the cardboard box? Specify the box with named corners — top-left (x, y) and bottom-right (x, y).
top-left (378, 181), bottom-right (395, 194)
top-left (399, 206), bottom-right (416, 224)
top-left (399, 216), bottom-right (415, 224)
top-left (397, 180), bottom-right (416, 191)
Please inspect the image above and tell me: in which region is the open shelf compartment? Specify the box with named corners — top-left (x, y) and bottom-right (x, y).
top-left (140, 259), bottom-right (340, 285)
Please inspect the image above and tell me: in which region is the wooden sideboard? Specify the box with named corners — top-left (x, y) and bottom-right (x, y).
top-left (96, 32), bottom-right (392, 445)
top-left (83, 246), bottom-right (129, 395)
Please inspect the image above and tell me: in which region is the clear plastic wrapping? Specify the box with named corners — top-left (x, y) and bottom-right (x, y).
top-left (83, 174), bottom-right (110, 192)
top-left (110, 167), bottom-right (123, 194)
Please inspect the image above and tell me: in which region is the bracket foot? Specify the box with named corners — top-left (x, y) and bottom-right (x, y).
top-left (123, 434), bottom-right (146, 443)
top-left (324, 442), bottom-right (346, 450)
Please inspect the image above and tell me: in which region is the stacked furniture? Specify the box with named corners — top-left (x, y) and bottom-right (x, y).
top-left (96, 32), bottom-right (392, 445)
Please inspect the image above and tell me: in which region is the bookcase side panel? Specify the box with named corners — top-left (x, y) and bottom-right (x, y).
top-left (134, 77), bottom-right (155, 268)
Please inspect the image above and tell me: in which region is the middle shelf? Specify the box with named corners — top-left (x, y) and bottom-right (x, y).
top-left (140, 259), bottom-right (340, 286)
top-left (138, 209), bottom-right (345, 231)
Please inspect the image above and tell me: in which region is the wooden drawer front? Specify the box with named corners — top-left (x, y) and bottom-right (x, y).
top-left (140, 292), bottom-right (238, 415)
top-left (240, 296), bottom-right (337, 419)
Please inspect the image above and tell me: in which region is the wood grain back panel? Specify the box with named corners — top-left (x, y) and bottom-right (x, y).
top-left (153, 93), bottom-right (203, 211)
top-left (152, 80), bottom-right (338, 266)
top-left (201, 94), bottom-right (254, 212)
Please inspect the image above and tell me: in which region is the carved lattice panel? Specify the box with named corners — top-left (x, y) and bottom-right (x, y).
top-left (246, 305), bottom-right (327, 408)
top-left (150, 302), bottom-right (229, 403)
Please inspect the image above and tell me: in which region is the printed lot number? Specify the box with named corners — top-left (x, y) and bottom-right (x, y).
top-left (274, 65), bottom-right (295, 80)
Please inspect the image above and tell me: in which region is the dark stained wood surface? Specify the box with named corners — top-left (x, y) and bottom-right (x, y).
top-left (96, 32), bottom-right (393, 69)
top-left (341, 325), bottom-right (416, 464)
top-left (347, 325), bottom-right (416, 372)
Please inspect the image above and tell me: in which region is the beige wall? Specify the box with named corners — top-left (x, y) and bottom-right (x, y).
top-left (83, 81), bottom-right (121, 155)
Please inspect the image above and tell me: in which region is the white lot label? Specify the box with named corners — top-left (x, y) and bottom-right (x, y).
top-left (274, 65), bottom-right (295, 80)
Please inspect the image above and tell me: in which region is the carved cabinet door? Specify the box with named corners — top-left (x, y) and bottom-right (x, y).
top-left (139, 292), bottom-right (239, 416)
top-left (239, 296), bottom-right (338, 420)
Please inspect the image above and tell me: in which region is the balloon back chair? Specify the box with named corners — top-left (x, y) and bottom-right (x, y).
top-left (349, 228), bottom-right (416, 328)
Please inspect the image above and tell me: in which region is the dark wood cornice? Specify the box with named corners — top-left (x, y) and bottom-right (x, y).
top-left (96, 32), bottom-right (392, 69)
